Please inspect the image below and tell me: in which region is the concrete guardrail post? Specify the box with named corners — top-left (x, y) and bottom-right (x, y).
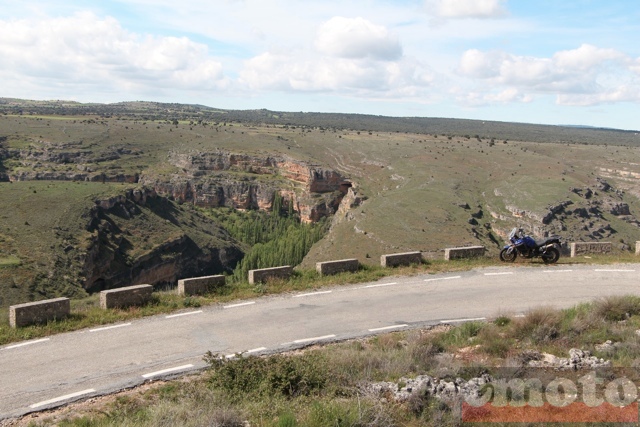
top-left (316, 259), bottom-right (359, 276)
top-left (444, 246), bottom-right (486, 260)
top-left (100, 284), bottom-right (153, 309)
top-left (248, 266), bottom-right (293, 284)
top-left (178, 275), bottom-right (226, 296)
top-left (570, 242), bottom-right (612, 257)
top-left (380, 251), bottom-right (423, 268)
top-left (9, 297), bottom-right (71, 328)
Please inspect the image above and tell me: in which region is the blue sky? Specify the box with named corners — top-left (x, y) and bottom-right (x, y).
top-left (1, 0), bottom-right (639, 130)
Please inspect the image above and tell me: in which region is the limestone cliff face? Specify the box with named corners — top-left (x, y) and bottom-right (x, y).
top-left (3, 145), bottom-right (352, 222)
top-left (140, 150), bottom-right (352, 223)
top-left (81, 187), bottom-right (243, 293)
top-left (9, 171), bottom-right (138, 183)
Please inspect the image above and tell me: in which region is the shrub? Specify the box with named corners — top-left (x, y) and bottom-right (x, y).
top-left (432, 321), bottom-right (484, 349)
top-left (594, 295), bottom-right (640, 321)
top-left (512, 307), bottom-right (562, 343)
top-left (205, 352), bottom-right (327, 399)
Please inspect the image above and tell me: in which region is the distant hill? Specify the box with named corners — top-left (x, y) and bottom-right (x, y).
top-left (2, 98), bottom-right (639, 145)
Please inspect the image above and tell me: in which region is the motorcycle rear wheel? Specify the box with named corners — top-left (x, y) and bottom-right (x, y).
top-left (542, 247), bottom-right (560, 264)
top-left (500, 248), bottom-right (517, 262)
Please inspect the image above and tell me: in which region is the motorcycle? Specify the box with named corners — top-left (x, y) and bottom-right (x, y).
top-left (499, 228), bottom-right (561, 264)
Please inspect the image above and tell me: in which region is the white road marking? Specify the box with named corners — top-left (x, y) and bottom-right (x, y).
top-left (223, 301), bottom-right (255, 309)
top-left (484, 272), bottom-right (513, 276)
top-left (440, 317), bottom-right (486, 323)
top-left (542, 270), bottom-right (573, 273)
top-left (89, 323), bottom-right (132, 333)
top-left (5, 338), bottom-right (50, 350)
top-left (364, 282), bottom-right (397, 288)
top-left (247, 347), bottom-right (267, 353)
top-left (294, 291), bottom-right (332, 298)
top-left (142, 364), bottom-right (194, 379)
top-left (165, 310), bottom-right (203, 319)
top-left (594, 269), bottom-right (636, 272)
top-left (424, 275), bottom-right (461, 282)
top-left (30, 389), bottom-right (95, 409)
top-left (368, 324), bottom-right (409, 332)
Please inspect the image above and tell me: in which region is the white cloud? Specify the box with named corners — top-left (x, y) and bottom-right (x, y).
top-left (239, 17), bottom-right (434, 99)
top-left (457, 44), bottom-right (640, 106)
top-left (0, 12), bottom-right (228, 97)
top-left (315, 16), bottom-right (402, 60)
top-left (426, 0), bottom-right (507, 19)
top-left (553, 44), bottom-right (625, 71)
top-left (240, 50), bottom-right (435, 97)
top-left (557, 85), bottom-right (640, 106)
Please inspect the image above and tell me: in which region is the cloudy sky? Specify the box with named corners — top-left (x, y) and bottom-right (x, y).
top-left (2, 0), bottom-right (639, 130)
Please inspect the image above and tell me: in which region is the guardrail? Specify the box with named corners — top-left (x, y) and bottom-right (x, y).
top-left (100, 284), bottom-right (153, 309)
top-left (9, 298), bottom-right (70, 328)
top-left (178, 275), bottom-right (225, 296)
top-left (248, 266), bottom-right (293, 284)
top-left (380, 251), bottom-right (423, 267)
top-left (570, 242), bottom-right (612, 257)
top-left (6, 240), bottom-right (631, 327)
top-left (316, 259), bottom-right (360, 276)
top-left (444, 246), bottom-right (485, 260)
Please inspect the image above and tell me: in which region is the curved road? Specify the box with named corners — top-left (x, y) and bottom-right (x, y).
top-left (1, 264), bottom-right (638, 419)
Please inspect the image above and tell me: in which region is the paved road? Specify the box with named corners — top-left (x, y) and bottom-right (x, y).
top-left (1, 263), bottom-right (639, 419)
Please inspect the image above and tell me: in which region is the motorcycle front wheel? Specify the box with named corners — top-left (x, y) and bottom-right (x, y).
top-left (500, 248), bottom-right (517, 262)
top-left (542, 247), bottom-right (560, 264)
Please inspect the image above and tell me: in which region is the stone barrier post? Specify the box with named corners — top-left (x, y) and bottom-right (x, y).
top-left (248, 266), bottom-right (293, 284)
top-left (178, 275), bottom-right (226, 296)
top-left (570, 242), bottom-right (612, 257)
top-left (380, 251), bottom-right (423, 267)
top-left (444, 246), bottom-right (486, 260)
top-left (316, 259), bottom-right (360, 276)
top-left (100, 284), bottom-right (153, 309)
top-left (9, 297), bottom-right (70, 328)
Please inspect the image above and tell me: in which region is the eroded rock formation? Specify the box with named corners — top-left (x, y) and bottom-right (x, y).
top-left (140, 150), bottom-right (353, 223)
top-left (81, 187), bottom-right (243, 292)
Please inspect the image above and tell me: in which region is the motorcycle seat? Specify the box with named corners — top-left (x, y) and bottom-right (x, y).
top-left (535, 236), bottom-right (560, 247)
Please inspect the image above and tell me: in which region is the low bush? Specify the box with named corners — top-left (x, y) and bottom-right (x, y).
top-left (205, 352), bottom-right (328, 400)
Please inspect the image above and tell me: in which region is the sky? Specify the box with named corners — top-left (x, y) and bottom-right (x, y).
top-left (1, 0), bottom-right (640, 130)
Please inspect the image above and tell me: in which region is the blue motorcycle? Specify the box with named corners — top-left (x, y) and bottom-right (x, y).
top-left (499, 228), bottom-right (561, 264)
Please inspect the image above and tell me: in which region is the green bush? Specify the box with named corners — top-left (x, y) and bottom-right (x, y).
top-left (205, 352), bottom-right (328, 400)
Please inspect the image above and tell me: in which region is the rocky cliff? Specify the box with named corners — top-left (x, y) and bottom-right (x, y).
top-left (489, 178), bottom-right (639, 249)
top-left (81, 187), bottom-right (243, 292)
top-left (4, 142), bottom-right (353, 223)
top-left (140, 150), bottom-right (353, 223)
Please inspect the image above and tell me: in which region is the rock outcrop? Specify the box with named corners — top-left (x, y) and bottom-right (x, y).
top-left (4, 144), bottom-right (355, 223)
top-left (363, 348), bottom-right (611, 407)
top-left (496, 178), bottom-right (639, 244)
top-left (140, 150), bottom-right (353, 223)
top-left (81, 187), bottom-right (243, 292)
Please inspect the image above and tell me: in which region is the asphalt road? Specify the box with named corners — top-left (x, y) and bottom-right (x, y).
top-left (1, 263), bottom-right (639, 419)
